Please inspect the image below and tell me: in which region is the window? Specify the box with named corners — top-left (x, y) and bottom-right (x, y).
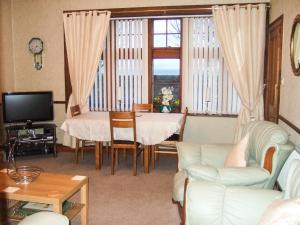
top-left (153, 19), bottom-right (181, 47)
top-left (89, 52), bottom-right (107, 111)
top-left (182, 17), bottom-right (240, 114)
top-left (150, 19), bottom-right (182, 112)
top-left (88, 14), bottom-right (240, 115)
top-left (152, 59), bottom-right (180, 100)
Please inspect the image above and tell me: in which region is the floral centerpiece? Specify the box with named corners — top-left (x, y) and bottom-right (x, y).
top-left (153, 87), bottom-right (180, 113)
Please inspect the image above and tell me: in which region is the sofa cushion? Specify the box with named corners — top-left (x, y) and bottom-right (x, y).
top-left (225, 133), bottom-right (248, 168)
top-left (18, 212), bottom-right (69, 225)
top-left (259, 198), bottom-right (300, 225)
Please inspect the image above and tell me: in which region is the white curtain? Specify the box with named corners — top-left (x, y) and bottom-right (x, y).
top-left (63, 10), bottom-right (111, 146)
top-left (212, 4), bottom-right (266, 140)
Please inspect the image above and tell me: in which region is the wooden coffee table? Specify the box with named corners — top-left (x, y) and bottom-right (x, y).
top-left (0, 171), bottom-right (88, 225)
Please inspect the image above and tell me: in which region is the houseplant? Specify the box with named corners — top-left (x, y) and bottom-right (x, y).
top-left (153, 87), bottom-right (180, 113)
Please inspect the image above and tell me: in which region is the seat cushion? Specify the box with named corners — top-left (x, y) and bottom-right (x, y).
top-left (18, 212), bottom-right (69, 225)
top-left (113, 140), bottom-right (135, 145)
top-left (173, 170), bottom-right (187, 206)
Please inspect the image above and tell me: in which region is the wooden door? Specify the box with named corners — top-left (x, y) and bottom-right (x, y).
top-left (264, 15), bottom-right (283, 123)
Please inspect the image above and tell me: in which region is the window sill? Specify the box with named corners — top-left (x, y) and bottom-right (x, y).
top-left (187, 113), bottom-right (238, 118)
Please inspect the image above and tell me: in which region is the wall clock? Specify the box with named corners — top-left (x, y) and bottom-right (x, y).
top-left (28, 37), bottom-right (43, 70)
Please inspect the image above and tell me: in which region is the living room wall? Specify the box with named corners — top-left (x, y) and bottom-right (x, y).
top-left (0, 0), bottom-right (14, 93)
top-left (270, 0), bottom-right (300, 148)
top-left (1, 0), bottom-right (269, 143)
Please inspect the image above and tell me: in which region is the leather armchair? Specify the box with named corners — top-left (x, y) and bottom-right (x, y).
top-left (184, 159), bottom-right (300, 225)
top-left (173, 121), bottom-right (294, 205)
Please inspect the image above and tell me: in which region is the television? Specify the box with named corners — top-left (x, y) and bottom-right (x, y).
top-left (2, 91), bottom-right (54, 124)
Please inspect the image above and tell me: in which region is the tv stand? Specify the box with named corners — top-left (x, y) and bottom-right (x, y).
top-left (5, 123), bottom-right (57, 159)
top-left (26, 120), bottom-right (33, 127)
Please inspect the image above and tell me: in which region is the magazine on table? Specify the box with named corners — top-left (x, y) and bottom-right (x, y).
top-left (22, 202), bottom-right (53, 211)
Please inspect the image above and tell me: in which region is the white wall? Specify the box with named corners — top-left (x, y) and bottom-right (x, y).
top-left (270, 0), bottom-right (300, 147)
top-left (270, 0), bottom-right (300, 189)
top-left (0, 0), bottom-right (15, 93)
top-left (184, 116), bottom-right (237, 144)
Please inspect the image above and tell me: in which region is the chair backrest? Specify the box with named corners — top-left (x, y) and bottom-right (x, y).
top-left (179, 107), bottom-right (188, 142)
top-left (285, 159), bottom-right (300, 199)
top-left (109, 111), bottom-right (137, 145)
top-left (132, 103), bottom-right (153, 112)
top-left (70, 105), bottom-right (81, 117)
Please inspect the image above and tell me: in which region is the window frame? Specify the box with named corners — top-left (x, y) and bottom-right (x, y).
top-left (148, 18), bottom-right (183, 112)
top-left (64, 5), bottom-right (212, 112)
top-left (63, 5), bottom-right (259, 117)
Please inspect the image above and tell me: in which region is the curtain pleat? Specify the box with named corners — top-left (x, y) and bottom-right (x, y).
top-left (212, 4), bottom-right (266, 141)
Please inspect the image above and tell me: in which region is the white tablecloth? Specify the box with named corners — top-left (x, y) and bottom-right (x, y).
top-left (61, 112), bottom-right (183, 145)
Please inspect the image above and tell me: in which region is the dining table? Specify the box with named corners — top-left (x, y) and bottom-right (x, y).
top-left (61, 111), bottom-right (183, 173)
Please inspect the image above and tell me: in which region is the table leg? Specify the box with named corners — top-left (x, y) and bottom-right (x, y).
top-left (143, 145), bottom-right (149, 174)
top-left (53, 200), bottom-right (62, 213)
top-left (81, 182), bottom-right (89, 225)
top-left (95, 142), bottom-right (102, 170)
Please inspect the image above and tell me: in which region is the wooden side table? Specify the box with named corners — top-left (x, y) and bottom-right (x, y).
top-left (0, 172), bottom-right (88, 225)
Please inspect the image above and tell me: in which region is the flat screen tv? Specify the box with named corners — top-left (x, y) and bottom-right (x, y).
top-left (2, 91), bottom-right (54, 124)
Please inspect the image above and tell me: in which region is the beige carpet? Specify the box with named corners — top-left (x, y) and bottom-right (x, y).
top-left (16, 151), bottom-right (181, 225)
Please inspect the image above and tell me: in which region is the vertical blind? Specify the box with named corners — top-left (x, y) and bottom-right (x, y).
top-left (183, 17), bottom-right (240, 114)
top-left (90, 19), bottom-right (148, 111)
top-left (90, 16), bottom-right (240, 115)
top-left (112, 19), bottom-right (148, 111)
top-left (89, 50), bottom-right (107, 111)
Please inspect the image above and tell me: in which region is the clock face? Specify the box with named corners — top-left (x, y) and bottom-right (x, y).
top-left (29, 38), bottom-right (43, 54)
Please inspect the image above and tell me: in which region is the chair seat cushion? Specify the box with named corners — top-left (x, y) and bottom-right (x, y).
top-left (113, 140), bottom-right (136, 145)
top-left (18, 212), bottom-right (69, 225)
top-left (166, 133), bottom-right (180, 141)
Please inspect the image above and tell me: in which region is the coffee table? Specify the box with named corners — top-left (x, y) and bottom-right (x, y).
top-left (0, 171), bottom-right (88, 225)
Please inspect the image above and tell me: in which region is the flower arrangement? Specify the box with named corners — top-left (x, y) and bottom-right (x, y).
top-left (153, 87), bottom-right (180, 112)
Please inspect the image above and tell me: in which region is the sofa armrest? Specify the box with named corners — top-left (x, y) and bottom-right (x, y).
top-left (187, 164), bottom-right (270, 186)
top-left (185, 181), bottom-right (283, 225)
top-left (177, 142), bottom-right (234, 170)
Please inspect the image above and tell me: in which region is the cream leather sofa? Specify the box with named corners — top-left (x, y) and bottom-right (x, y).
top-left (184, 159), bottom-right (300, 225)
top-left (173, 121), bottom-right (294, 205)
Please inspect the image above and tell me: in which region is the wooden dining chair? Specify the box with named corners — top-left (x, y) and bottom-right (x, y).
top-left (109, 111), bottom-right (142, 176)
top-left (151, 107), bottom-right (188, 169)
top-left (132, 103), bottom-right (153, 162)
top-left (132, 103), bottom-right (153, 112)
top-left (70, 105), bottom-right (87, 164)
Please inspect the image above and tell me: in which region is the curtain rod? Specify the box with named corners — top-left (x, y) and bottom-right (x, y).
top-left (109, 4), bottom-right (270, 15)
top-left (110, 14), bottom-right (213, 20)
top-left (64, 10), bottom-right (110, 16)
top-left (212, 4), bottom-right (270, 10)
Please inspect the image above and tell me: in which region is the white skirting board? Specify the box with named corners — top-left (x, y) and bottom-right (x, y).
top-left (277, 148), bottom-right (300, 190)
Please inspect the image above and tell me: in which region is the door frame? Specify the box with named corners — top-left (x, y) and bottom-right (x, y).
top-left (264, 15), bottom-right (284, 123)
